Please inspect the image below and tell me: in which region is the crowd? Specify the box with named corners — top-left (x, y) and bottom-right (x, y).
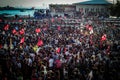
top-left (0, 17), bottom-right (120, 80)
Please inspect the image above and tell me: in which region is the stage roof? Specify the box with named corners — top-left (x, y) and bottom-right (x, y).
top-left (73, 0), bottom-right (112, 5)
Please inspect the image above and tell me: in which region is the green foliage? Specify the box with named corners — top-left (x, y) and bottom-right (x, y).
top-left (110, 0), bottom-right (120, 17)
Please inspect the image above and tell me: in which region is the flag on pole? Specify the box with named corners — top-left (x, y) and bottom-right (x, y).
top-left (37, 39), bottom-right (43, 47)
top-left (88, 25), bottom-right (93, 31)
top-left (33, 45), bottom-right (38, 52)
top-left (100, 34), bottom-right (107, 49)
top-left (4, 24), bottom-right (9, 31)
top-left (20, 37), bottom-right (25, 44)
top-left (12, 29), bottom-right (17, 34)
top-left (19, 28), bottom-right (25, 35)
top-left (101, 34), bottom-right (107, 41)
top-left (56, 47), bottom-right (61, 53)
top-left (35, 28), bottom-right (41, 33)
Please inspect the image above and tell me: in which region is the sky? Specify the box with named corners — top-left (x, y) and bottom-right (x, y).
top-left (0, 0), bottom-right (113, 8)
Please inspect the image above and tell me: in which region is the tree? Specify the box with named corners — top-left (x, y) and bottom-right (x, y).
top-left (110, 0), bottom-right (120, 17)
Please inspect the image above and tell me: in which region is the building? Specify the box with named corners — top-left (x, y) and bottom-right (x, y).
top-left (73, 0), bottom-right (112, 18)
top-left (49, 0), bottom-right (112, 18)
top-left (49, 4), bottom-right (76, 17)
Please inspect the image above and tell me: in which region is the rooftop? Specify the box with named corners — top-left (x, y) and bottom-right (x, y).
top-left (73, 0), bottom-right (112, 5)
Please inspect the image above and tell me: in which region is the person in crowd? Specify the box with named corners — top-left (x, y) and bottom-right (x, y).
top-left (0, 15), bottom-right (120, 80)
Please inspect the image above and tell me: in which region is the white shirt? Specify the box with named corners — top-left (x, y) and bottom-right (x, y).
top-left (88, 70), bottom-right (93, 80)
top-left (49, 58), bottom-right (54, 68)
top-left (65, 51), bottom-right (69, 56)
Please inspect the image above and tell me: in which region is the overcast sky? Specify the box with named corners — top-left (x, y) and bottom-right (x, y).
top-left (0, 0), bottom-right (113, 8)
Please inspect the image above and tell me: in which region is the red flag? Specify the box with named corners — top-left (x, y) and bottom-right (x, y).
top-left (100, 34), bottom-right (107, 49)
top-left (86, 24), bottom-right (93, 31)
top-left (4, 24), bottom-right (9, 31)
top-left (88, 25), bottom-right (93, 31)
top-left (37, 39), bottom-right (43, 47)
top-left (20, 37), bottom-right (25, 44)
top-left (35, 28), bottom-right (41, 33)
top-left (12, 29), bottom-right (17, 34)
top-left (19, 28), bottom-right (25, 35)
top-left (101, 34), bottom-right (107, 41)
top-left (57, 26), bottom-right (61, 31)
top-left (56, 47), bottom-right (61, 53)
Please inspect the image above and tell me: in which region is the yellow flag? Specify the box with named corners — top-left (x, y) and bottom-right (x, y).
top-left (33, 45), bottom-right (38, 52)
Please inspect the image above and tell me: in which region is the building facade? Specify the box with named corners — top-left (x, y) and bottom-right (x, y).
top-left (49, 4), bottom-right (76, 17)
top-left (74, 0), bottom-right (112, 18)
top-left (49, 0), bottom-right (112, 18)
